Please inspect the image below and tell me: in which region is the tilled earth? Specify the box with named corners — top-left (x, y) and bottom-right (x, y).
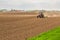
top-left (0, 15), bottom-right (60, 40)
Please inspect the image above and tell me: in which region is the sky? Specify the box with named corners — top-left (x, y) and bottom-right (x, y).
top-left (0, 0), bottom-right (60, 10)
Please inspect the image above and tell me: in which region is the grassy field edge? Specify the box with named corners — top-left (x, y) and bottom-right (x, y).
top-left (27, 26), bottom-right (60, 40)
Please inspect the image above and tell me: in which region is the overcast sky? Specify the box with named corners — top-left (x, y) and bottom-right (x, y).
top-left (0, 0), bottom-right (60, 10)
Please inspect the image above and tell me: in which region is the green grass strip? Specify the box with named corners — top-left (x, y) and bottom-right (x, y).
top-left (27, 26), bottom-right (60, 40)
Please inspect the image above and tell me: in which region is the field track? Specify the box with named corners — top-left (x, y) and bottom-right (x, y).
top-left (0, 15), bottom-right (60, 40)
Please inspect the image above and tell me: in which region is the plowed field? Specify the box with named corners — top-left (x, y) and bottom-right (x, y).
top-left (0, 15), bottom-right (60, 40)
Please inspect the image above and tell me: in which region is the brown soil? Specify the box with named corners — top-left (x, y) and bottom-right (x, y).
top-left (0, 15), bottom-right (60, 40)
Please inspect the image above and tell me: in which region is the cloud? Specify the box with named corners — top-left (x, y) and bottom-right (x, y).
top-left (0, 0), bottom-right (60, 10)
